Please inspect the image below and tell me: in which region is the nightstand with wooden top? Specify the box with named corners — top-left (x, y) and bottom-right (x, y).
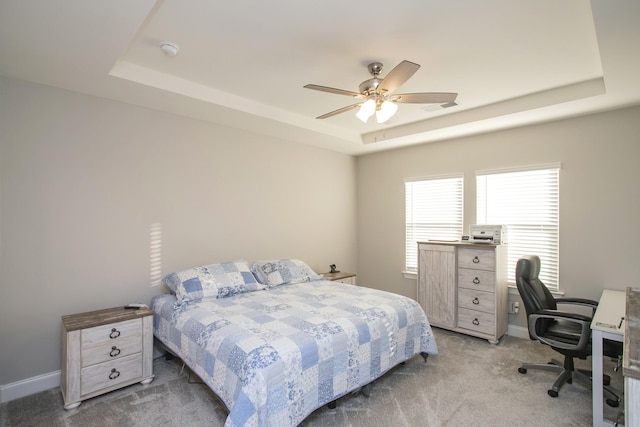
top-left (61, 306), bottom-right (154, 409)
top-left (321, 271), bottom-right (357, 285)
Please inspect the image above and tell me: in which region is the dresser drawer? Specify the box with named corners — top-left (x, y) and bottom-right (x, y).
top-left (81, 318), bottom-right (141, 347)
top-left (458, 288), bottom-right (495, 313)
top-left (458, 248), bottom-right (496, 271)
top-left (457, 268), bottom-right (495, 292)
top-left (457, 307), bottom-right (495, 336)
top-left (81, 335), bottom-right (141, 367)
top-left (81, 353), bottom-right (142, 396)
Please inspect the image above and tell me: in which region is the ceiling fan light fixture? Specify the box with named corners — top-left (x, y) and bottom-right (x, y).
top-left (356, 99), bottom-right (376, 123)
top-left (304, 60), bottom-right (458, 124)
top-left (376, 100), bottom-right (398, 123)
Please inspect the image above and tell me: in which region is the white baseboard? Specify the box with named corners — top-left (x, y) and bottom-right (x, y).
top-left (0, 370), bottom-right (60, 404)
top-left (1, 343), bottom-right (166, 404)
top-left (508, 324), bottom-right (529, 340)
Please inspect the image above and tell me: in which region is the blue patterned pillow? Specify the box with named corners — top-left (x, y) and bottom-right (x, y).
top-left (251, 259), bottom-right (323, 289)
top-left (163, 260), bottom-right (263, 303)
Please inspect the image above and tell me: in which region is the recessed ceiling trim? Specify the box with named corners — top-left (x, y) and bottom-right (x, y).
top-left (361, 77), bottom-right (606, 145)
top-left (109, 60), bottom-right (362, 143)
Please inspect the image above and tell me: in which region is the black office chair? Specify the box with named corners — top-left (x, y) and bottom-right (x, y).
top-left (515, 255), bottom-right (620, 406)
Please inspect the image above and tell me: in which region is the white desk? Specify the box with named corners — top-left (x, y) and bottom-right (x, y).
top-left (591, 289), bottom-right (625, 427)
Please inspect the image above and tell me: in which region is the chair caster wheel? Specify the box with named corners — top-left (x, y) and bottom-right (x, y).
top-left (606, 398), bottom-right (620, 408)
top-left (548, 389), bottom-right (558, 398)
top-left (603, 377), bottom-right (611, 386)
top-left (518, 367), bottom-right (527, 374)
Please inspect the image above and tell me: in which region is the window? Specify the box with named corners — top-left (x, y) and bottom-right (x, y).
top-left (476, 165), bottom-right (560, 290)
top-left (405, 175), bottom-right (464, 271)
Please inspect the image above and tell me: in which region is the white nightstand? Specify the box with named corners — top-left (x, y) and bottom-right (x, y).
top-left (321, 271), bottom-right (357, 285)
top-left (61, 306), bottom-right (154, 409)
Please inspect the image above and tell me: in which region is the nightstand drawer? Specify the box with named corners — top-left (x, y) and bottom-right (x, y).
top-left (457, 268), bottom-right (495, 292)
top-left (458, 288), bottom-right (495, 313)
top-left (334, 276), bottom-right (356, 285)
top-left (81, 353), bottom-right (142, 396)
top-left (82, 318), bottom-right (141, 347)
top-left (457, 307), bottom-right (495, 336)
top-left (458, 248), bottom-right (496, 271)
top-left (81, 335), bottom-right (141, 367)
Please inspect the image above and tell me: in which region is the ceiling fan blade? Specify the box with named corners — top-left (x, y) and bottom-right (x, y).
top-left (315, 103), bottom-right (362, 119)
top-left (390, 92), bottom-right (458, 104)
top-left (304, 84), bottom-right (363, 98)
top-left (377, 60), bottom-right (420, 94)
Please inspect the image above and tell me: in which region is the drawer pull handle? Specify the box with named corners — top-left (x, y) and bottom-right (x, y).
top-left (109, 368), bottom-right (120, 380)
top-left (472, 256), bottom-right (480, 264)
top-left (109, 328), bottom-right (121, 339)
top-left (109, 346), bottom-right (121, 357)
top-left (472, 297), bottom-right (480, 305)
top-left (472, 318), bottom-right (480, 326)
top-left (472, 277), bottom-right (480, 284)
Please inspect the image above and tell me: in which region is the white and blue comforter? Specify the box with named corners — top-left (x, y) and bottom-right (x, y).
top-left (152, 280), bottom-right (437, 427)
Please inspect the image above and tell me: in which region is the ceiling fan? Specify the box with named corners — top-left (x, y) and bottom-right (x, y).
top-left (304, 60), bottom-right (458, 124)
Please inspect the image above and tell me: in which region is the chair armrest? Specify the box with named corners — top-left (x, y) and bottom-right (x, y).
top-left (528, 310), bottom-right (592, 351)
top-left (555, 297), bottom-right (598, 308)
top-left (536, 309), bottom-right (592, 323)
top-left (555, 297), bottom-right (598, 317)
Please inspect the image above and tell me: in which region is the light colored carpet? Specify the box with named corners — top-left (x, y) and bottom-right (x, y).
top-left (0, 328), bottom-right (625, 426)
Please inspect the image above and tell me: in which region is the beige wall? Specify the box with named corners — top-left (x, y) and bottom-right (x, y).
top-left (356, 106), bottom-right (640, 328)
top-left (2, 74), bottom-right (639, 387)
top-left (0, 78), bottom-right (357, 385)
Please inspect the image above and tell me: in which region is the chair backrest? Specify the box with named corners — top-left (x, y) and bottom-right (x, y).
top-left (515, 255), bottom-right (557, 339)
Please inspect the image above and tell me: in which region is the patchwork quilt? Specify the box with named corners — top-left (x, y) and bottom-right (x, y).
top-left (152, 280), bottom-right (437, 427)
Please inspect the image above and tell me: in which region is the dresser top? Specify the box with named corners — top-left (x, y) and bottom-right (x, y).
top-left (321, 271), bottom-right (356, 281)
top-left (418, 240), bottom-right (500, 248)
top-left (62, 306), bottom-right (152, 331)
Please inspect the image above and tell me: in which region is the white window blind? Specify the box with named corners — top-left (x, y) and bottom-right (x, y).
top-left (405, 175), bottom-right (463, 271)
top-left (476, 165), bottom-right (560, 290)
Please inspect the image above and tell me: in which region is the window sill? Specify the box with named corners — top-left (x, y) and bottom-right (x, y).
top-left (402, 271), bottom-right (417, 280)
top-left (507, 284), bottom-right (564, 298)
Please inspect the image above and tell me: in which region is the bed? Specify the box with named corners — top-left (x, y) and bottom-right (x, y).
top-left (151, 259), bottom-right (437, 427)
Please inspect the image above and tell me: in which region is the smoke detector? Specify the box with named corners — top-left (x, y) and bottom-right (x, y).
top-left (160, 42), bottom-right (179, 57)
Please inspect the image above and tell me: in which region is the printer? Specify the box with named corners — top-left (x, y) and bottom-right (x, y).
top-left (469, 224), bottom-right (507, 244)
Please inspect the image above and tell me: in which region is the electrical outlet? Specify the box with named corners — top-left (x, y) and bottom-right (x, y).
top-left (509, 301), bottom-right (520, 314)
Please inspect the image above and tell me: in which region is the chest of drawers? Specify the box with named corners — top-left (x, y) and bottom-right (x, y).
top-left (61, 306), bottom-right (154, 409)
top-left (418, 242), bottom-right (508, 344)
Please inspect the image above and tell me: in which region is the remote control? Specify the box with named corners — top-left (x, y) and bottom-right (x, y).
top-left (124, 303), bottom-right (148, 309)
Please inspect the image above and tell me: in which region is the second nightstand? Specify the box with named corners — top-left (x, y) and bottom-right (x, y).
top-left (321, 271), bottom-right (357, 285)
